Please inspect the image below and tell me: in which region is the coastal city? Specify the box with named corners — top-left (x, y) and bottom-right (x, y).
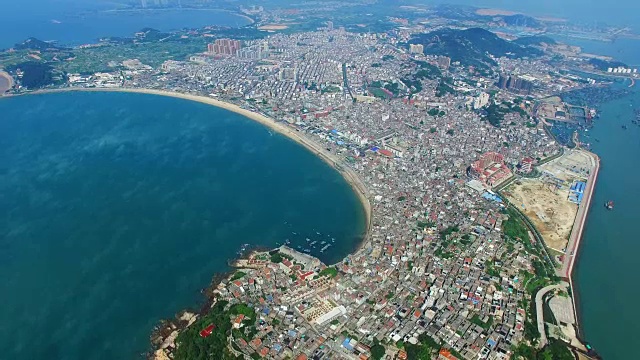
top-left (1, 1), bottom-right (636, 360)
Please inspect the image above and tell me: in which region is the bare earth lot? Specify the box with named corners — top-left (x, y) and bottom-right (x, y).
top-left (0, 71), bottom-right (13, 94)
top-left (503, 179), bottom-right (577, 251)
top-left (503, 150), bottom-right (595, 252)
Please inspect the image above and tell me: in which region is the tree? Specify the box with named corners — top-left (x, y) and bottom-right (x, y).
top-left (270, 252), bottom-right (283, 263)
top-left (370, 343), bottom-right (386, 360)
top-left (173, 301), bottom-right (244, 360)
top-left (538, 340), bottom-right (573, 360)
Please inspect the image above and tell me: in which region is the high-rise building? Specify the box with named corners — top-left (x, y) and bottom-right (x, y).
top-left (409, 44), bottom-right (424, 55)
top-left (238, 46), bottom-right (264, 60)
top-left (140, 0), bottom-right (147, 8)
top-left (498, 73), bottom-right (509, 89)
top-left (327, 21), bottom-right (334, 30)
top-left (473, 92), bottom-right (490, 109)
top-left (497, 73), bottom-right (534, 94)
top-left (207, 39), bottom-right (242, 56)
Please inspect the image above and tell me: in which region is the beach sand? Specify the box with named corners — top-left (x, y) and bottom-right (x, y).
top-left (23, 87), bottom-right (373, 259)
top-left (0, 71), bottom-right (13, 94)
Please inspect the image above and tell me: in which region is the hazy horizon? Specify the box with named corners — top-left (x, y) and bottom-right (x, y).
top-left (1, 0), bottom-right (637, 30)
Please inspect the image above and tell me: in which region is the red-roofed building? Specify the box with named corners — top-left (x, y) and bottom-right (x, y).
top-left (378, 149), bottom-right (393, 157)
top-left (233, 314), bottom-right (245, 329)
top-left (199, 324), bottom-right (215, 338)
top-left (300, 271), bottom-right (315, 281)
top-left (259, 346), bottom-right (269, 357)
top-left (438, 348), bottom-right (458, 360)
top-left (250, 338), bottom-right (262, 350)
top-left (470, 152), bottom-right (512, 187)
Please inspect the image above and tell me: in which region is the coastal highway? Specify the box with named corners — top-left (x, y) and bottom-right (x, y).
top-left (536, 284), bottom-right (564, 349)
top-left (558, 151), bottom-right (600, 279)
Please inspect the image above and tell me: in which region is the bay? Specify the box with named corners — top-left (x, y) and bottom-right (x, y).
top-left (0, 6), bottom-right (251, 49)
top-left (0, 91), bottom-right (365, 359)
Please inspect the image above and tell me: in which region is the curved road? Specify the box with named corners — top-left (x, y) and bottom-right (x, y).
top-left (536, 284), bottom-right (563, 348)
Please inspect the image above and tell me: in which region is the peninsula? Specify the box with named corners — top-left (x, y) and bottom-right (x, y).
top-left (1, 1), bottom-right (627, 359)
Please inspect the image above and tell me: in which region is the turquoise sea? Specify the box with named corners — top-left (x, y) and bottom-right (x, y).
top-left (556, 37), bottom-right (640, 359)
top-left (573, 86), bottom-right (640, 359)
top-left (0, 91), bottom-right (365, 359)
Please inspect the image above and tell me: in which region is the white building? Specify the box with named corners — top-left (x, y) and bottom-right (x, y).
top-left (473, 92), bottom-right (490, 109)
top-left (314, 305), bottom-right (347, 326)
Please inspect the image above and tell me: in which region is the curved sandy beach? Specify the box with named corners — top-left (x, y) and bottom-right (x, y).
top-left (17, 87), bottom-right (373, 258)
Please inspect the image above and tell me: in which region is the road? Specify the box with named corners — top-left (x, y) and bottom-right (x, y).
top-left (536, 284), bottom-right (563, 348)
top-left (558, 151), bottom-right (600, 279)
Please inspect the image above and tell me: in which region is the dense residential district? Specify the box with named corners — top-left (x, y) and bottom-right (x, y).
top-left (2, 4), bottom-right (631, 360)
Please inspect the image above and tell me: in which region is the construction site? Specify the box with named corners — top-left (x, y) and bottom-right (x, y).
top-left (501, 149), bottom-right (596, 253)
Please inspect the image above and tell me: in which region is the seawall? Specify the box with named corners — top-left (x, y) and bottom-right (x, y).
top-left (567, 152), bottom-right (600, 338)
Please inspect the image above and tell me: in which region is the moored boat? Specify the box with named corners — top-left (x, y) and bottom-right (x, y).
top-left (605, 200), bottom-right (614, 210)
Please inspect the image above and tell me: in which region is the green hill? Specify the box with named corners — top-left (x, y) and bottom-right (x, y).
top-left (13, 38), bottom-right (66, 51)
top-left (410, 28), bottom-right (542, 69)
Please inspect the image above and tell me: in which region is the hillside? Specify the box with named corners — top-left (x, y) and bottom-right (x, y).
top-left (409, 28), bottom-right (542, 70)
top-left (13, 38), bottom-right (66, 51)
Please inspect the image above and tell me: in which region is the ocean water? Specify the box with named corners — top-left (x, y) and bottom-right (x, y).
top-left (0, 91), bottom-right (365, 359)
top-left (0, 6), bottom-right (250, 49)
top-left (550, 33), bottom-right (640, 358)
top-left (573, 84), bottom-right (640, 359)
top-left (441, 0), bottom-right (640, 31)
top-left (551, 36), bottom-right (640, 67)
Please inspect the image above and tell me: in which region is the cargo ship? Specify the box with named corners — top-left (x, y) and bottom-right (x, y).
top-left (605, 200), bottom-right (614, 210)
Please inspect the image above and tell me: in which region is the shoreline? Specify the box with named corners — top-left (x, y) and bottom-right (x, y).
top-left (565, 151), bottom-right (600, 339)
top-left (13, 87), bottom-right (372, 259)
